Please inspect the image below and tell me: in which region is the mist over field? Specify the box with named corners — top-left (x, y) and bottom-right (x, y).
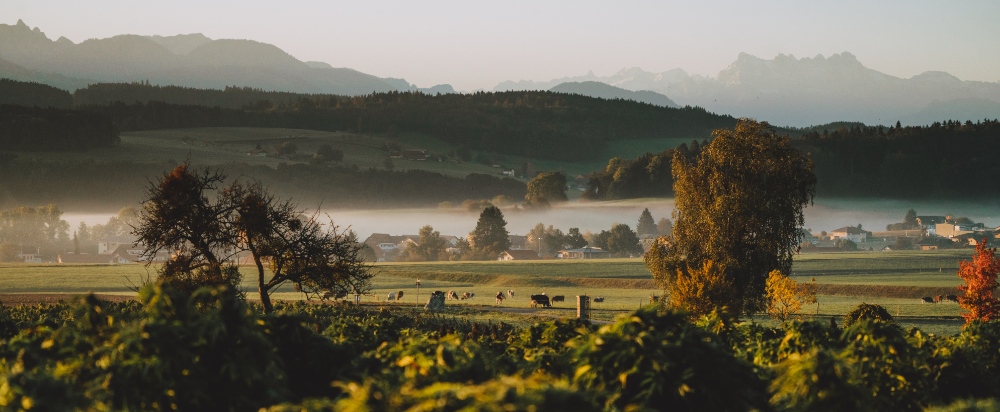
top-left (62, 198), bottom-right (1000, 241)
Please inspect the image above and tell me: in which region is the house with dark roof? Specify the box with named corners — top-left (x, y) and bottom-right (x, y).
top-left (916, 216), bottom-right (947, 235)
top-left (498, 249), bottom-right (540, 261)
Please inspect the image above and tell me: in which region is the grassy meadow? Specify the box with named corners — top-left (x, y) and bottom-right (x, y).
top-left (0, 248), bottom-right (978, 333)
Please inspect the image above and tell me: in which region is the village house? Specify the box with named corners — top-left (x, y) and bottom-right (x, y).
top-left (498, 249), bottom-right (541, 261)
top-left (830, 226), bottom-right (867, 242)
top-left (97, 235), bottom-right (137, 254)
top-left (916, 216), bottom-right (946, 235)
top-left (935, 223), bottom-right (982, 238)
top-left (558, 247), bottom-right (612, 259)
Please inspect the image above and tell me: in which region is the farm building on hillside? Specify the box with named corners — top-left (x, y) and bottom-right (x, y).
top-left (401, 149), bottom-right (429, 160)
top-left (558, 247), bottom-right (612, 259)
top-left (498, 249), bottom-right (540, 261)
top-left (830, 226), bottom-right (867, 242)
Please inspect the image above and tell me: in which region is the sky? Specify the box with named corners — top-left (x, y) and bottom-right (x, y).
top-left (3, 0), bottom-right (999, 91)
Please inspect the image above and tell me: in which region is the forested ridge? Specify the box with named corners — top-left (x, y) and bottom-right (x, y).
top-left (0, 104), bottom-right (119, 151)
top-left (584, 119), bottom-right (1000, 200)
top-left (73, 86), bottom-right (737, 161)
top-left (0, 78), bottom-right (73, 108)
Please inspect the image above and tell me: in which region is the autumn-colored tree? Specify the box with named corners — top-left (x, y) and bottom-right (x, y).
top-left (646, 119), bottom-right (816, 315)
top-left (766, 270), bottom-right (818, 322)
top-left (957, 240), bottom-right (1000, 325)
top-left (667, 260), bottom-right (741, 318)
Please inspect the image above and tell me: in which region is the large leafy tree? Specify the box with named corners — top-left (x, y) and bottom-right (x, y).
top-left (468, 206), bottom-right (510, 260)
top-left (606, 223), bottom-right (643, 257)
top-left (646, 119), bottom-right (816, 315)
top-left (137, 165), bottom-right (374, 312)
top-left (401, 225), bottom-right (447, 262)
top-left (526, 171), bottom-right (568, 203)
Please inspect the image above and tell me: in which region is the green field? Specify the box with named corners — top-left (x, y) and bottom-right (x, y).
top-left (10, 127), bottom-right (698, 185)
top-left (0, 249), bottom-right (979, 334)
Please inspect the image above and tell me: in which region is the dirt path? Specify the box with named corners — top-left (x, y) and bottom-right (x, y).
top-left (460, 304), bottom-right (615, 324)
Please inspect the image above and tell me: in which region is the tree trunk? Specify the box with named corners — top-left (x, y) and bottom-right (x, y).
top-left (254, 253), bottom-right (273, 313)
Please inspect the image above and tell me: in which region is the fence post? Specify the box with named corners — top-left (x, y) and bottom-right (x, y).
top-left (577, 295), bottom-right (590, 320)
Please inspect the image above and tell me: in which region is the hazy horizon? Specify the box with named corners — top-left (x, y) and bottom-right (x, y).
top-left (3, 0), bottom-right (999, 92)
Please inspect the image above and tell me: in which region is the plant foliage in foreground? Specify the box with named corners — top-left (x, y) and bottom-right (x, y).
top-left (3, 288), bottom-right (1000, 411)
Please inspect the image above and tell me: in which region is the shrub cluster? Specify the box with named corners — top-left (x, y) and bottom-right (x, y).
top-left (3, 290), bottom-right (1000, 411)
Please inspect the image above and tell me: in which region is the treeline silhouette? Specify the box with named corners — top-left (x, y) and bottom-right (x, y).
top-left (0, 104), bottom-right (119, 151)
top-left (581, 139), bottom-right (707, 200)
top-left (583, 119), bottom-right (1000, 200)
top-left (0, 78), bottom-right (73, 108)
top-left (0, 155), bottom-right (526, 210)
top-left (69, 82), bottom-right (737, 161)
top-left (798, 119), bottom-right (1000, 197)
top-left (73, 82), bottom-right (315, 109)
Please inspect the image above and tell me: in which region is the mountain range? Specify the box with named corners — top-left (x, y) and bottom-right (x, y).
top-left (3, 19), bottom-right (998, 126)
top-left (495, 53), bottom-right (1000, 126)
top-left (0, 20), bottom-right (463, 96)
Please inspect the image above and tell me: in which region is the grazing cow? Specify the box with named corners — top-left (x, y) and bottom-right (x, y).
top-left (530, 300), bottom-right (539, 308)
top-left (447, 290), bottom-right (459, 300)
top-left (594, 297), bottom-right (605, 303)
top-left (507, 289), bottom-right (514, 298)
top-left (530, 294), bottom-right (550, 308)
top-left (934, 295), bottom-right (943, 303)
top-left (396, 291), bottom-right (404, 301)
top-left (946, 294), bottom-right (959, 303)
top-left (387, 292), bottom-right (396, 301)
top-left (461, 292), bottom-right (475, 300)
top-left (322, 291), bottom-right (348, 301)
top-left (551, 295), bottom-right (565, 304)
top-left (920, 297), bottom-right (934, 304)
top-left (496, 292), bottom-right (506, 305)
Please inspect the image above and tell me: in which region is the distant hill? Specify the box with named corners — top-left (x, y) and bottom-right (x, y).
top-left (0, 56), bottom-right (92, 91)
top-left (144, 33), bottom-right (212, 55)
top-left (0, 19), bottom-right (417, 95)
top-left (550, 81), bottom-right (678, 108)
top-left (495, 53), bottom-right (1000, 126)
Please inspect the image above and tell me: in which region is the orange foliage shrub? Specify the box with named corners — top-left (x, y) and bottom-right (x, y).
top-left (957, 239), bottom-right (1000, 325)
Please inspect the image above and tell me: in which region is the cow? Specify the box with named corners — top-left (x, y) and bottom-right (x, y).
top-left (461, 292), bottom-right (475, 300)
top-left (530, 300), bottom-right (539, 308)
top-left (322, 291), bottom-right (348, 301)
top-left (934, 295), bottom-right (943, 303)
top-left (447, 290), bottom-right (459, 300)
top-left (946, 294), bottom-right (959, 303)
top-left (551, 295), bottom-right (565, 304)
top-left (530, 294), bottom-right (550, 308)
top-left (920, 297), bottom-right (934, 304)
top-left (650, 295), bottom-right (660, 304)
top-left (496, 292), bottom-right (506, 305)
top-left (594, 297), bottom-right (605, 303)
top-left (387, 292), bottom-right (396, 301)
top-left (507, 289), bottom-right (515, 298)
top-left (396, 291), bottom-right (404, 301)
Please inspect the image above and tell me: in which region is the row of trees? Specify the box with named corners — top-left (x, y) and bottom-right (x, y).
top-left (798, 118), bottom-right (1000, 198)
top-left (69, 87), bottom-right (736, 161)
top-left (0, 204), bottom-right (69, 260)
top-left (0, 78), bottom-right (73, 108)
top-left (0, 104), bottom-right (120, 151)
top-left (581, 140), bottom-right (707, 200)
